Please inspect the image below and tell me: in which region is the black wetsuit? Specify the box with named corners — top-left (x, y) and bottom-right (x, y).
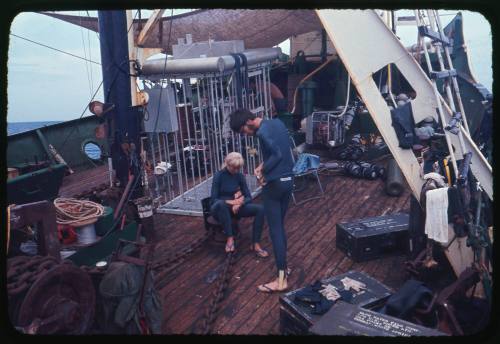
top-left (256, 119), bottom-right (294, 271)
top-left (210, 168), bottom-right (264, 242)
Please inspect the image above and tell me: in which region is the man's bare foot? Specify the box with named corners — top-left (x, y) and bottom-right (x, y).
top-left (257, 277), bottom-right (288, 293)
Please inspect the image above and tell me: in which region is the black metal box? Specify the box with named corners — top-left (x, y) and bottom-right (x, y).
top-left (279, 270), bottom-right (393, 335)
top-left (336, 213), bottom-right (410, 262)
top-left (310, 301), bottom-right (447, 336)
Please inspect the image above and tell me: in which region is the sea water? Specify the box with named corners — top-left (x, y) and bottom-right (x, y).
top-left (7, 121), bottom-right (62, 135)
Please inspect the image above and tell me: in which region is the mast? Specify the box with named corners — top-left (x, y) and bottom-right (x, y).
top-left (97, 10), bottom-right (141, 188)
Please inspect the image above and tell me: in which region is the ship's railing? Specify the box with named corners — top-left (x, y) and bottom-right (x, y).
top-left (140, 63), bottom-right (273, 216)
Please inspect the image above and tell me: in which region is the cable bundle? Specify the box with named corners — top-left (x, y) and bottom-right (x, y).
top-left (54, 198), bottom-right (104, 226)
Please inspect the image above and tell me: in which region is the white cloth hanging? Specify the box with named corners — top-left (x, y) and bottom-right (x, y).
top-left (423, 172), bottom-right (446, 188)
top-left (425, 187), bottom-right (449, 244)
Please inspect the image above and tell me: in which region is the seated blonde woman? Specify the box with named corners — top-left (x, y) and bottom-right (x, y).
top-left (210, 152), bottom-right (268, 256)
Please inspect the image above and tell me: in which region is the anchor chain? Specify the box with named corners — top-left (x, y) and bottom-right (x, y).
top-left (7, 255), bottom-right (60, 297)
top-left (201, 251), bottom-right (237, 334)
top-left (153, 230), bottom-right (213, 288)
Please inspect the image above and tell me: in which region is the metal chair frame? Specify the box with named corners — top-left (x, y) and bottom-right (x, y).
top-left (289, 135), bottom-right (325, 206)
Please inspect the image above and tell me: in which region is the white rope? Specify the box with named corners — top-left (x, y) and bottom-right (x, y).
top-left (54, 198), bottom-right (104, 225)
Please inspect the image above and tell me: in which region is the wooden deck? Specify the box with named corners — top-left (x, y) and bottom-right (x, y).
top-left (59, 164), bottom-right (109, 198)
top-left (151, 171), bottom-right (412, 334)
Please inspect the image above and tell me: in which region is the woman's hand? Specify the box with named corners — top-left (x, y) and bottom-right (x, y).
top-left (232, 204), bottom-right (241, 214)
top-left (225, 199), bottom-right (237, 206)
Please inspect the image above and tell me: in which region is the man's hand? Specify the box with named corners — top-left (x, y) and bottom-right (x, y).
top-left (254, 163), bottom-right (263, 176)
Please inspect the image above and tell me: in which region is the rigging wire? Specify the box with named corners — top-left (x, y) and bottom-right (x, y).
top-left (86, 10), bottom-right (101, 40)
top-left (79, 10), bottom-right (93, 99)
top-left (152, 9), bottom-right (175, 134)
top-left (57, 10), bottom-right (140, 151)
top-left (87, 13), bottom-right (95, 96)
top-left (10, 33), bottom-right (101, 65)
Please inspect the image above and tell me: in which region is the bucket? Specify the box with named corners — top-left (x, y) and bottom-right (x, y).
top-left (95, 206), bottom-right (114, 236)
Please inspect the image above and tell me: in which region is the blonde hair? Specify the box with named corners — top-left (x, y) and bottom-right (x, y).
top-left (222, 152), bottom-right (244, 170)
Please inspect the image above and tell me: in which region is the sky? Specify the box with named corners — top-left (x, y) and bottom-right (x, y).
top-left (7, 9), bottom-right (493, 122)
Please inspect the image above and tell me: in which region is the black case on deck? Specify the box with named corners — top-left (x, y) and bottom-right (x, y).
top-left (279, 270), bottom-right (393, 335)
top-left (336, 213), bottom-right (410, 262)
top-left (310, 301), bottom-right (447, 336)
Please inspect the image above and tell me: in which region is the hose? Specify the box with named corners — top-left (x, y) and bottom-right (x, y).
top-left (387, 64), bottom-right (397, 108)
top-left (291, 56), bottom-right (335, 114)
top-left (338, 75), bottom-right (351, 117)
top-left (54, 198), bottom-right (104, 225)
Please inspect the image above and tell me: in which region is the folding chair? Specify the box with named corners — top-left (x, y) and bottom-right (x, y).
top-left (289, 136), bottom-right (325, 205)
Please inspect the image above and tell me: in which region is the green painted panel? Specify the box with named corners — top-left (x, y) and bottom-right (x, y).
top-left (7, 163), bottom-right (66, 205)
top-left (67, 221), bottom-right (138, 267)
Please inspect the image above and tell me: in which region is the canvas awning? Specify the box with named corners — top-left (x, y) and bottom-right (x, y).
top-left (41, 9), bottom-right (322, 53)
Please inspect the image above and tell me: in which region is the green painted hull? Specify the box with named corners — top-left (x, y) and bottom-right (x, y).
top-left (7, 115), bottom-right (108, 171)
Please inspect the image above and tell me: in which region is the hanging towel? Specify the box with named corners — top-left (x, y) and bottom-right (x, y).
top-left (423, 172), bottom-right (446, 188)
top-left (425, 187), bottom-right (449, 244)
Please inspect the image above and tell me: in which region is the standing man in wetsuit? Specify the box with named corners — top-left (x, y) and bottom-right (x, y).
top-left (229, 108), bottom-right (294, 292)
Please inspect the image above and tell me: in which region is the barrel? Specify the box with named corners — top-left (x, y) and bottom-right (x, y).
top-left (299, 80), bottom-right (317, 118)
top-left (385, 159), bottom-right (404, 196)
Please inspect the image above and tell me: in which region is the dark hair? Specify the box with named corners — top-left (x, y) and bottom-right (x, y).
top-left (229, 108), bottom-right (256, 132)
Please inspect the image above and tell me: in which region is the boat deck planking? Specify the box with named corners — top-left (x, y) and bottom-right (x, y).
top-left (56, 159), bottom-right (412, 334)
top-left (151, 172), bottom-right (411, 334)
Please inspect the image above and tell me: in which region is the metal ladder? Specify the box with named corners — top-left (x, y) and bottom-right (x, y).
top-left (414, 9), bottom-right (472, 183)
top-left (416, 11), bottom-right (492, 292)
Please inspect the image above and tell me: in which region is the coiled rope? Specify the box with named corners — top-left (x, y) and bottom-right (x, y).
top-left (54, 198), bottom-right (104, 226)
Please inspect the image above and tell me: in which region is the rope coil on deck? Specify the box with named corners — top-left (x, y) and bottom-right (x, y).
top-left (54, 198), bottom-right (104, 226)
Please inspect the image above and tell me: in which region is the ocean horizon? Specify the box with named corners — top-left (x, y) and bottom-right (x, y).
top-left (7, 121), bottom-right (62, 136)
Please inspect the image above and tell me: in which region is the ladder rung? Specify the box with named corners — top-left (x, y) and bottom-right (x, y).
top-left (445, 111), bottom-right (462, 134)
top-left (418, 26), bottom-right (451, 46)
top-left (430, 69), bottom-right (457, 80)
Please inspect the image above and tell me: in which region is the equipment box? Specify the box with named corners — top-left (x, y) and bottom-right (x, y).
top-left (279, 270), bottom-right (393, 335)
top-left (310, 301), bottom-right (447, 336)
top-left (336, 213), bottom-right (409, 262)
